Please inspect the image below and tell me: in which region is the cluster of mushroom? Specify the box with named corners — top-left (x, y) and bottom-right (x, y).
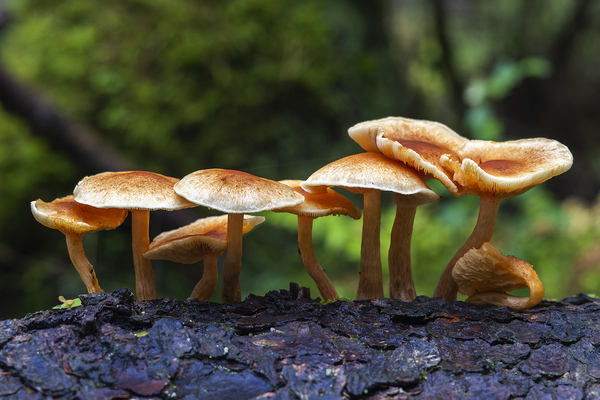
top-left (31, 116), bottom-right (573, 310)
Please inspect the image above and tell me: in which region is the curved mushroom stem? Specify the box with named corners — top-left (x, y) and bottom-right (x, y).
top-left (222, 213), bottom-right (244, 303)
top-left (65, 233), bottom-right (103, 293)
top-left (388, 199), bottom-right (417, 301)
top-left (434, 195), bottom-right (500, 301)
top-left (356, 189), bottom-right (384, 300)
top-left (190, 253), bottom-right (220, 302)
top-left (131, 209), bottom-right (157, 301)
top-left (297, 215), bottom-right (338, 301)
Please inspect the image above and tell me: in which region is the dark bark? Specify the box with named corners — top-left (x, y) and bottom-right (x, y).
top-left (1, 285), bottom-right (599, 399)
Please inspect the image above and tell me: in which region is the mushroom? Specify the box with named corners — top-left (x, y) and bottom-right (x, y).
top-left (301, 152), bottom-right (438, 300)
top-left (348, 116), bottom-right (469, 196)
top-left (273, 180), bottom-right (362, 301)
top-left (452, 242), bottom-right (544, 310)
top-left (31, 195), bottom-right (128, 293)
top-left (434, 138), bottom-right (573, 301)
top-left (143, 214), bottom-right (265, 301)
top-left (73, 171), bottom-right (196, 301)
top-left (174, 169), bottom-right (305, 303)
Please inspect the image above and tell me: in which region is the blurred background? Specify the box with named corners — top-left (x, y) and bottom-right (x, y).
top-left (1, 0), bottom-right (599, 320)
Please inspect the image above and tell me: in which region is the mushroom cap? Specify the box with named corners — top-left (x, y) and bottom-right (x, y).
top-left (174, 169), bottom-right (305, 214)
top-left (275, 180), bottom-right (362, 219)
top-left (348, 117), bottom-right (468, 195)
top-left (440, 138), bottom-right (573, 198)
top-left (300, 152), bottom-right (439, 207)
top-left (73, 171), bottom-right (196, 211)
top-left (31, 195), bottom-right (128, 235)
top-left (452, 242), bottom-right (541, 296)
top-left (143, 214), bottom-right (265, 264)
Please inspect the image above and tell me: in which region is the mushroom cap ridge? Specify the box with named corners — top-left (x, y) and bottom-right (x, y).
top-left (174, 169), bottom-right (305, 214)
top-left (74, 171), bottom-right (196, 211)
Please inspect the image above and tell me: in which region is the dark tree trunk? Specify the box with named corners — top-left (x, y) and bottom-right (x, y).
top-left (1, 285), bottom-right (599, 399)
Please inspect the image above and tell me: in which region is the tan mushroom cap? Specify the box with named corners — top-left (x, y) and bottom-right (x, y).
top-left (144, 214), bottom-right (265, 264)
top-left (348, 117), bottom-right (468, 195)
top-left (452, 242), bottom-right (544, 310)
top-left (275, 180), bottom-right (361, 219)
top-left (300, 152), bottom-right (439, 206)
top-left (441, 138), bottom-right (574, 198)
top-left (174, 169), bottom-right (305, 213)
top-left (73, 171), bottom-right (196, 210)
top-left (31, 195), bottom-right (128, 234)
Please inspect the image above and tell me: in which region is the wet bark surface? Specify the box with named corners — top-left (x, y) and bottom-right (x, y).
top-left (1, 285), bottom-right (600, 399)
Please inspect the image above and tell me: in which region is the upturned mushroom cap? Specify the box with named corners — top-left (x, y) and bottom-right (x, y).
top-left (300, 152), bottom-right (439, 205)
top-left (174, 169), bottom-right (305, 213)
top-left (440, 138), bottom-right (573, 198)
top-left (275, 180), bottom-right (361, 219)
top-left (31, 195), bottom-right (128, 234)
top-left (73, 171), bottom-right (196, 210)
top-left (348, 117), bottom-right (468, 195)
top-left (144, 214), bottom-right (265, 264)
top-left (452, 242), bottom-right (544, 310)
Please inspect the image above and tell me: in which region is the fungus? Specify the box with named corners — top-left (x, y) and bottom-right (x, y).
top-left (274, 180), bottom-right (362, 301)
top-left (434, 138), bottom-right (573, 301)
top-left (174, 169), bottom-right (304, 303)
top-left (31, 195), bottom-right (127, 293)
top-left (301, 153), bottom-right (438, 300)
top-left (143, 214), bottom-right (265, 301)
top-left (348, 116), bottom-right (468, 195)
top-left (73, 171), bottom-right (196, 301)
top-left (452, 242), bottom-right (544, 310)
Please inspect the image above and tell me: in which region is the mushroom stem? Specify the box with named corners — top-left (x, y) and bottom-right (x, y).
top-left (222, 213), bottom-right (244, 303)
top-left (388, 200), bottom-right (417, 301)
top-left (190, 253), bottom-right (219, 302)
top-left (64, 233), bottom-right (104, 293)
top-left (434, 195), bottom-right (500, 301)
top-left (297, 215), bottom-right (339, 301)
top-left (131, 209), bottom-right (157, 301)
top-left (356, 189), bottom-right (384, 300)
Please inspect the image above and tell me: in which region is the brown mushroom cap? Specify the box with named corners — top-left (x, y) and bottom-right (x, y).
top-left (348, 117), bottom-right (468, 195)
top-left (73, 171), bottom-right (196, 210)
top-left (440, 138), bottom-right (574, 197)
top-left (300, 152), bottom-right (439, 205)
top-left (452, 242), bottom-right (544, 310)
top-left (31, 195), bottom-right (128, 234)
top-left (275, 180), bottom-right (361, 219)
top-left (174, 169), bottom-right (305, 213)
top-left (144, 214), bottom-right (265, 264)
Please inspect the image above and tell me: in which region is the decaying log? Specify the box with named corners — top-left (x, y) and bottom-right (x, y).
top-left (1, 285), bottom-right (599, 399)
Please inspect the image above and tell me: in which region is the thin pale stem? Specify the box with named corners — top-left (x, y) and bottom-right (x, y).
top-left (297, 216), bottom-right (338, 301)
top-left (65, 233), bottom-right (103, 293)
top-left (222, 213), bottom-right (244, 303)
top-left (434, 195), bottom-right (500, 301)
top-left (388, 202), bottom-right (417, 301)
top-left (132, 209), bottom-right (156, 301)
top-left (190, 253), bottom-right (220, 302)
top-left (356, 189), bottom-right (384, 300)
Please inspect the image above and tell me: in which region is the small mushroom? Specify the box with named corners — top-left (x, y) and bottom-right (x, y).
top-left (143, 214), bottom-right (265, 301)
top-left (452, 242), bottom-right (544, 310)
top-left (434, 138), bottom-right (573, 301)
top-left (73, 171), bottom-right (196, 301)
top-left (174, 169), bottom-right (304, 303)
top-left (31, 195), bottom-right (128, 293)
top-left (301, 153), bottom-right (438, 300)
top-left (274, 180), bottom-right (362, 301)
